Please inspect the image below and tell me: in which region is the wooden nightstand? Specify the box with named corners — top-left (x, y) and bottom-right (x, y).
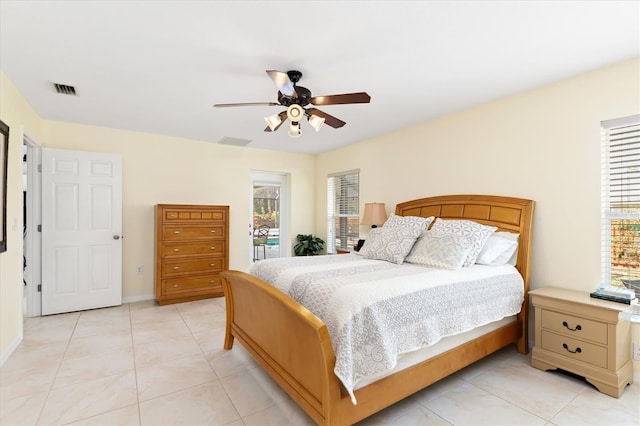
top-left (529, 287), bottom-right (633, 397)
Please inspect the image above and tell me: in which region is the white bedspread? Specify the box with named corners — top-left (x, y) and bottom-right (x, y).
top-left (248, 254), bottom-right (524, 403)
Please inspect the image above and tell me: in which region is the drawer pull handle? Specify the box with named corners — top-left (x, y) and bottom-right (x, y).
top-left (210, 230), bottom-right (216, 233)
top-left (173, 248), bottom-right (180, 252)
top-left (562, 343), bottom-right (582, 354)
top-left (210, 263), bottom-right (216, 267)
top-left (562, 321), bottom-right (582, 332)
top-left (173, 231), bottom-right (180, 234)
top-left (210, 280), bottom-right (216, 284)
top-left (173, 266), bottom-right (180, 270)
top-left (173, 284), bottom-right (179, 288)
top-left (210, 246), bottom-right (216, 250)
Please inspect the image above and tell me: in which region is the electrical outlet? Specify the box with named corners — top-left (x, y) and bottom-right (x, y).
top-left (136, 265), bottom-right (143, 275)
top-left (634, 342), bottom-right (640, 361)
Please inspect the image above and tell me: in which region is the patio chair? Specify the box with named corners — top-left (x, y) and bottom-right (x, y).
top-left (253, 225), bottom-right (269, 261)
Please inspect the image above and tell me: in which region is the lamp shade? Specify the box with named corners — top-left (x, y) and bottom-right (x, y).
top-left (264, 113), bottom-right (282, 131)
top-left (288, 122), bottom-right (301, 138)
top-left (361, 203), bottom-right (388, 227)
top-left (308, 114), bottom-right (325, 132)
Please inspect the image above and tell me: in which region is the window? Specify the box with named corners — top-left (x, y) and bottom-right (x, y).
top-left (601, 115), bottom-right (640, 286)
top-left (327, 169), bottom-right (359, 253)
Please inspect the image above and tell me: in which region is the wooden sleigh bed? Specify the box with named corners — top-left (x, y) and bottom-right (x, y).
top-left (221, 194), bottom-right (535, 425)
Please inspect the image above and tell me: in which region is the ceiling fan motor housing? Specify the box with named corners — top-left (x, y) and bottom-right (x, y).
top-left (278, 86), bottom-right (312, 107)
top-left (286, 70), bottom-right (302, 83)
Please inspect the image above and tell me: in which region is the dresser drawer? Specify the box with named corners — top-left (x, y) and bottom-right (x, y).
top-left (163, 209), bottom-right (226, 223)
top-left (541, 310), bottom-right (607, 344)
top-left (162, 258), bottom-right (223, 277)
top-left (541, 330), bottom-right (608, 368)
top-left (162, 241), bottom-right (225, 258)
top-left (163, 225), bottom-right (225, 241)
top-left (161, 275), bottom-right (222, 295)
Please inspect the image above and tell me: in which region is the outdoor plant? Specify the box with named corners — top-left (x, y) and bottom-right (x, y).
top-left (293, 234), bottom-right (324, 256)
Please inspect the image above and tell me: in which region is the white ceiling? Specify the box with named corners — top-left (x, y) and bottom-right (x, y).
top-left (1, 1), bottom-right (638, 155)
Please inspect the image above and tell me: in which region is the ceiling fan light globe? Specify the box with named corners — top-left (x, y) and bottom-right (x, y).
top-left (287, 104), bottom-right (304, 122)
top-left (288, 122), bottom-right (302, 138)
top-left (308, 114), bottom-right (325, 132)
top-left (264, 114), bottom-right (282, 131)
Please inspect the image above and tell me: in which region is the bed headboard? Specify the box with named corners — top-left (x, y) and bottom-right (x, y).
top-left (395, 194), bottom-right (535, 295)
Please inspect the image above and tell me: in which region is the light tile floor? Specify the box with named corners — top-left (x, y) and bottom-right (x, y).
top-left (1, 297), bottom-right (638, 425)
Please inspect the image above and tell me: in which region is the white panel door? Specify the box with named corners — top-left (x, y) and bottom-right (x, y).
top-left (41, 148), bottom-right (122, 315)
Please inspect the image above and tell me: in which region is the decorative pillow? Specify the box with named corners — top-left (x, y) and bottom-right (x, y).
top-left (431, 219), bottom-right (497, 267)
top-left (359, 225), bottom-right (424, 265)
top-left (405, 230), bottom-right (474, 270)
top-left (506, 248), bottom-right (519, 266)
top-left (476, 232), bottom-right (519, 266)
top-left (383, 214), bottom-right (434, 232)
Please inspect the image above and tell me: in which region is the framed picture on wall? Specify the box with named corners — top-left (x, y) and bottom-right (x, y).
top-left (0, 119), bottom-right (9, 253)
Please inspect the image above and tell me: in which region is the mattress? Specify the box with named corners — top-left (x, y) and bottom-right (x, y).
top-left (248, 254), bottom-right (524, 403)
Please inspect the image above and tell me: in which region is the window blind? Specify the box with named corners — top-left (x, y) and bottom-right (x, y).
top-left (327, 169), bottom-right (360, 253)
top-left (601, 115), bottom-right (640, 286)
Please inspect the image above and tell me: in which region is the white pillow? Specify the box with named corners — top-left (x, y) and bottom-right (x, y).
top-left (359, 225), bottom-right (424, 265)
top-left (383, 214), bottom-right (434, 232)
top-left (405, 230), bottom-right (474, 270)
top-left (476, 232), bottom-right (519, 266)
top-left (431, 219), bottom-right (497, 267)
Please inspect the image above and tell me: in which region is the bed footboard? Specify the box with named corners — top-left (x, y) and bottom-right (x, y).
top-left (221, 270), bottom-right (342, 424)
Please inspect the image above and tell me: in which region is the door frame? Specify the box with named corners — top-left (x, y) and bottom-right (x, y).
top-left (250, 171), bottom-right (290, 262)
top-left (23, 130), bottom-right (42, 317)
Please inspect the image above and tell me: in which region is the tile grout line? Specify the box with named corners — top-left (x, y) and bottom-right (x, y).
top-left (34, 311), bottom-right (81, 426)
top-left (135, 301), bottom-right (236, 424)
top-left (176, 300), bottom-right (246, 423)
top-left (126, 302), bottom-right (144, 426)
top-left (56, 303), bottom-right (140, 425)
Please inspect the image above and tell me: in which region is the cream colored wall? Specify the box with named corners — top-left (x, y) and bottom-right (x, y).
top-left (316, 58), bottom-right (640, 293)
top-left (42, 121), bottom-right (316, 301)
top-left (0, 72), bottom-right (45, 361)
top-left (2, 59), bottom-right (638, 363)
top-left (0, 70), bottom-right (315, 362)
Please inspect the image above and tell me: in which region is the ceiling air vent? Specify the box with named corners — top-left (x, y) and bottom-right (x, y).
top-left (53, 83), bottom-right (77, 96)
top-left (217, 137), bottom-right (252, 147)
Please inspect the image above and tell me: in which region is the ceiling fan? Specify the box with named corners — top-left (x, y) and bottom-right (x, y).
top-left (213, 70), bottom-right (371, 138)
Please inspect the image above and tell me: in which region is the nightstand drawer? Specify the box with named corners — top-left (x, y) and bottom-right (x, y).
top-left (541, 330), bottom-right (607, 369)
top-left (541, 310), bottom-right (607, 344)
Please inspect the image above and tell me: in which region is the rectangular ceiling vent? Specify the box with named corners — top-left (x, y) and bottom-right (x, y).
top-left (217, 136), bottom-right (252, 147)
top-left (53, 83), bottom-right (77, 96)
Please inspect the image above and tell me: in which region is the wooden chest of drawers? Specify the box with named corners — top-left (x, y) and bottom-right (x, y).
top-left (530, 287), bottom-right (633, 397)
top-left (155, 204), bottom-right (229, 305)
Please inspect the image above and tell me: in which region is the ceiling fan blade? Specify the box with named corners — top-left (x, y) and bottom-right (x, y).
top-left (266, 70), bottom-right (297, 97)
top-left (306, 108), bottom-right (346, 129)
top-left (310, 92), bottom-right (371, 106)
top-left (214, 102), bottom-right (280, 108)
top-left (264, 111), bottom-right (288, 132)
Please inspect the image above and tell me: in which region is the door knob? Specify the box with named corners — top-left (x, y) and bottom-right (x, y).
top-left (113, 235), bottom-right (121, 240)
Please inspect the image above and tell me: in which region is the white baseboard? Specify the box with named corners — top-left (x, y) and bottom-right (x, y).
top-left (122, 294), bottom-right (155, 304)
top-left (0, 332), bottom-right (23, 368)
